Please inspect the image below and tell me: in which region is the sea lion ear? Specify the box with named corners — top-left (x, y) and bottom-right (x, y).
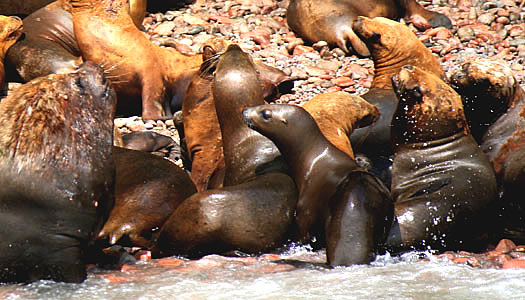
top-left (202, 46), bottom-right (216, 60)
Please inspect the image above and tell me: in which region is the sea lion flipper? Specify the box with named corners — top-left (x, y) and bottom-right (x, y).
top-left (340, 27), bottom-right (370, 57)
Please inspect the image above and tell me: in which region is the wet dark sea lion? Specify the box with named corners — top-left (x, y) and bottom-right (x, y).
top-left (286, 0), bottom-right (452, 56)
top-left (348, 17), bottom-right (445, 186)
top-left (243, 104), bottom-right (393, 266)
top-left (0, 15), bottom-right (23, 93)
top-left (6, 0), bottom-right (147, 84)
top-left (301, 91), bottom-right (380, 158)
top-left (450, 58), bottom-right (525, 243)
top-left (71, 0), bottom-right (203, 120)
top-left (0, 61), bottom-right (116, 283)
top-left (156, 44), bottom-right (297, 257)
top-left (182, 40), bottom-right (297, 192)
top-left (387, 65), bottom-right (497, 252)
top-left (98, 146), bottom-right (196, 248)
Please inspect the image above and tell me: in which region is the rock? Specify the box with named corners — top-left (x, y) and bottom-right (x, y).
top-left (153, 21), bottom-right (176, 36)
top-left (502, 259), bottom-right (525, 269)
top-left (478, 13), bottom-right (496, 25)
top-left (495, 239), bottom-right (517, 253)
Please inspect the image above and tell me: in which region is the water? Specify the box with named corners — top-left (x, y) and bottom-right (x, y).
top-left (1, 246), bottom-right (524, 300)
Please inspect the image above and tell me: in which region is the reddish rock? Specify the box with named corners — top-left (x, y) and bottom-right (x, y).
top-left (292, 45), bottom-right (315, 55)
top-left (332, 76), bottom-right (354, 87)
top-left (495, 239), bottom-right (517, 253)
top-left (153, 21), bottom-right (176, 36)
top-left (502, 259), bottom-right (525, 269)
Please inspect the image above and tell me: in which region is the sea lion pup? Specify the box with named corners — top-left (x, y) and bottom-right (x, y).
top-left (5, 0), bottom-right (146, 84)
top-left (71, 0), bottom-right (202, 120)
top-left (155, 45), bottom-right (297, 257)
top-left (0, 61), bottom-right (116, 283)
top-left (121, 131), bottom-right (177, 154)
top-left (0, 15), bottom-right (23, 93)
top-left (242, 104), bottom-right (393, 265)
top-left (349, 16), bottom-right (445, 187)
top-left (301, 91), bottom-right (380, 158)
top-left (286, 0), bottom-right (452, 56)
top-left (387, 65), bottom-right (497, 252)
top-left (183, 40), bottom-right (298, 192)
top-left (449, 58), bottom-right (525, 244)
top-left (97, 146), bottom-right (196, 248)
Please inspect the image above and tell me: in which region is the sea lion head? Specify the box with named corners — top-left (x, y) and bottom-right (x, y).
top-left (391, 65), bottom-right (469, 145)
top-left (0, 60), bottom-right (116, 164)
top-left (242, 104), bottom-right (315, 150)
top-left (212, 44), bottom-right (262, 122)
top-left (352, 16), bottom-right (444, 87)
top-left (0, 15), bottom-right (23, 53)
top-left (449, 58), bottom-right (518, 140)
top-left (352, 17), bottom-right (412, 56)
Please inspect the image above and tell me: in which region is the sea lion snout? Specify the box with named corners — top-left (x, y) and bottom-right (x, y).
top-left (76, 61), bottom-right (114, 101)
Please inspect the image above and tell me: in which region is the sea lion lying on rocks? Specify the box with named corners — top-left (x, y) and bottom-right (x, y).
top-left (286, 0), bottom-right (452, 56)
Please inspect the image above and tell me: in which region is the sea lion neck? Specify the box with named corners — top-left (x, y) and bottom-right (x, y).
top-left (71, 0), bottom-right (130, 19)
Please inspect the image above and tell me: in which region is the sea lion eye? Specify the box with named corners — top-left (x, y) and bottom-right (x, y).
top-left (412, 86), bottom-right (423, 99)
top-left (262, 109), bottom-right (272, 120)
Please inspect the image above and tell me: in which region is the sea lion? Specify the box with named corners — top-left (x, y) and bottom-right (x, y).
top-left (71, 0), bottom-right (203, 120)
top-left (0, 15), bottom-right (23, 94)
top-left (449, 58), bottom-right (525, 244)
top-left (6, 0), bottom-right (147, 84)
top-left (0, 61), bottom-right (116, 283)
top-left (98, 146), bottom-right (196, 248)
top-left (0, 0), bottom-right (54, 16)
top-left (349, 16), bottom-right (445, 187)
top-left (387, 65), bottom-right (498, 252)
top-left (156, 44), bottom-right (297, 257)
top-left (243, 104), bottom-right (393, 266)
top-left (121, 131), bottom-right (176, 153)
top-left (182, 40), bottom-right (297, 192)
top-left (301, 91), bottom-right (380, 158)
top-left (286, 0), bottom-right (452, 56)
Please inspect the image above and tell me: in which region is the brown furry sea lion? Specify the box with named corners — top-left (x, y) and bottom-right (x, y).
top-left (156, 44), bottom-right (297, 257)
top-left (286, 0), bottom-right (452, 56)
top-left (243, 104), bottom-right (393, 266)
top-left (6, 0), bottom-right (146, 84)
top-left (388, 65), bottom-right (497, 252)
top-left (449, 58), bottom-right (525, 244)
top-left (0, 61), bottom-right (116, 283)
top-left (0, 15), bottom-right (23, 93)
top-left (71, 0), bottom-right (203, 120)
top-left (348, 16), bottom-right (445, 186)
top-left (301, 91), bottom-right (380, 158)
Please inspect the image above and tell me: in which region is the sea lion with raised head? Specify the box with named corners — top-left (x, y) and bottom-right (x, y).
top-left (242, 104), bottom-right (393, 266)
top-left (97, 146), bottom-right (196, 248)
top-left (348, 16), bottom-right (445, 187)
top-left (156, 44), bottom-right (297, 257)
top-left (0, 15), bottom-right (23, 93)
top-left (449, 58), bottom-right (525, 244)
top-left (0, 61), bottom-right (116, 283)
top-left (286, 0), bottom-right (452, 56)
top-left (182, 40), bottom-right (298, 192)
top-left (387, 65), bottom-right (497, 252)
